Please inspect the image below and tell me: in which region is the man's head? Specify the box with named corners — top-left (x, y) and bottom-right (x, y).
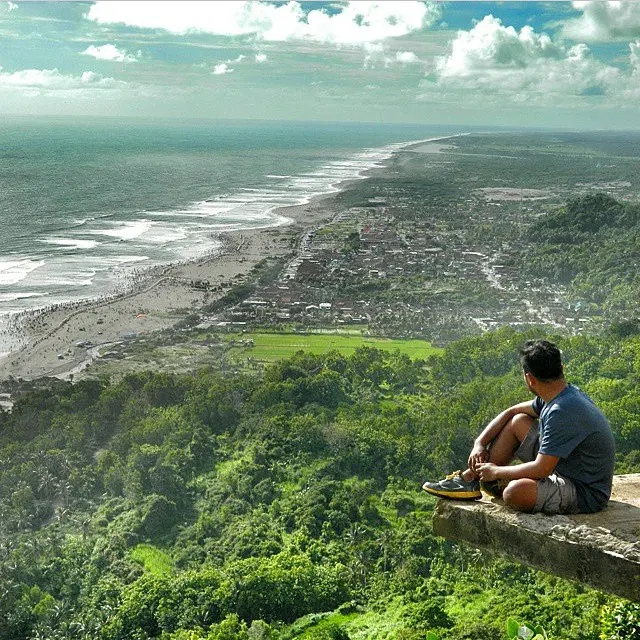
top-left (519, 339), bottom-right (564, 384)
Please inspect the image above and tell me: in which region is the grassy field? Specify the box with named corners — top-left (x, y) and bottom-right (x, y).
top-left (223, 332), bottom-right (442, 363)
top-left (89, 330), bottom-right (442, 380)
top-left (130, 544), bottom-right (174, 576)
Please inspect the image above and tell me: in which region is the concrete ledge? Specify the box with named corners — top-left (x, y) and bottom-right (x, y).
top-left (433, 474), bottom-right (640, 602)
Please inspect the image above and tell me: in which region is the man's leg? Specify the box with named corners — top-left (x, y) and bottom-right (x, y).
top-left (511, 474), bottom-right (580, 514)
top-left (483, 413), bottom-right (538, 509)
top-left (503, 479), bottom-right (538, 511)
top-left (422, 413), bottom-right (536, 500)
top-left (462, 412), bottom-right (536, 481)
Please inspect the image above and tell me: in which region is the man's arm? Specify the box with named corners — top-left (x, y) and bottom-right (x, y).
top-left (468, 400), bottom-right (537, 471)
top-left (477, 453), bottom-right (559, 482)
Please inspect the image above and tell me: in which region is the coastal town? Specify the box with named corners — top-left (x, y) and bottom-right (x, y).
top-left (2, 131), bottom-right (639, 383)
top-left (203, 157), bottom-right (593, 344)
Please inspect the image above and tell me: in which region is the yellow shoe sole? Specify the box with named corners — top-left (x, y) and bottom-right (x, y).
top-left (422, 486), bottom-right (482, 500)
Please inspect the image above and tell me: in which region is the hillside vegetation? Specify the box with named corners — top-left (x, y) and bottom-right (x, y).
top-left (524, 193), bottom-right (640, 320)
top-left (4, 168), bottom-right (640, 638)
top-left (2, 329), bottom-right (640, 639)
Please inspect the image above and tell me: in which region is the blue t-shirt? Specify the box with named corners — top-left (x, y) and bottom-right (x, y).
top-left (532, 384), bottom-right (615, 513)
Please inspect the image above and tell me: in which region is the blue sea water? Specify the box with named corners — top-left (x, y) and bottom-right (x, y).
top-left (0, 117), bottom-right (445, 333)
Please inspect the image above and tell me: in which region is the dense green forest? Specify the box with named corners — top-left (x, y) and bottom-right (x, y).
top-left (524, 193), bottom-right (640, 321)
top-left (2, 328), bottom-right (640, 639)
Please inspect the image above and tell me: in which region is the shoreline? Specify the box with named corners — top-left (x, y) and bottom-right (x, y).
top-left (0, 219), bottom-right (298, 381)
top-left (0, 134), bottom-right (463, 382)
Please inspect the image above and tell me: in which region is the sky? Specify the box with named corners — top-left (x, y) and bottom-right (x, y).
top-left (1, 1), bottom-right (639, 129)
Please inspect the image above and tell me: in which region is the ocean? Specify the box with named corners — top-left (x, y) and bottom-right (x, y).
top-left (0, 117), bottom-right (445, 348)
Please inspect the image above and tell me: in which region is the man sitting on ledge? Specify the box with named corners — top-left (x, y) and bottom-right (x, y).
top-left (422, 339), bottom-right (615, 514)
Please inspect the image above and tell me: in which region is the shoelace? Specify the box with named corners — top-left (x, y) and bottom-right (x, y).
top-left (445, 470), bottom-right (462, 480)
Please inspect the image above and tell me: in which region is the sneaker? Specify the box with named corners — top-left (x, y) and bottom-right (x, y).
top-left (480, 479), bottom-right (508, 499)
top-left (422, 470), bottom-right (482, 500)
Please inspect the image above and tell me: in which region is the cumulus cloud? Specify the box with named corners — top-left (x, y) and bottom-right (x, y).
top-left (0, 66), bottom-right (123, 91)
top-left (86, 1), bottom-right (440, 45)
top-left (563, 1), bottom-right (640, 42)
top-left (212, 63), bottom-right (233, 75)
top-left (81, 44), bottom-right (139, 63)
top-left (631, 40), bottom-right (640, 73)
top-left (619, 39), bottom-right (640, 100)
top-left (432, 15), bottom-right (623, 105)
top-left (395, 51), bottom-right (419, 64)
top-left (212, 53), bottom-right (267, 74)
top-left (363, 42), bottom-right (385, 67)
top-left (437, 15), bottom-right (563, 78)
top-left (365, 44), bottom-right (421, 69)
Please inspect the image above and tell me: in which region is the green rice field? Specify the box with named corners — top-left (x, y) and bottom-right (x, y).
top-left (223, 332), bottom-right (442, 363)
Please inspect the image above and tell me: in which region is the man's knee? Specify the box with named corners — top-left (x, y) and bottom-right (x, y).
top-left (503, 478), bottom-right (538, 512)
top-left (506, 413), bottom-right (536, 442)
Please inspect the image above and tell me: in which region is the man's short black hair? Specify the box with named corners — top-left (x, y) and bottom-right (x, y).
top-left (519, 339), bottom-right (563, 382)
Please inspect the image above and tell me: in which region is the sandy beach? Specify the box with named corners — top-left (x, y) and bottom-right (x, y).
top-left (0, 134), bottom-right (461, 383)
top-left (0, 194), bottom-right (337, 382)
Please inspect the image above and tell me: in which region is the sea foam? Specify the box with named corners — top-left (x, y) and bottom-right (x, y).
top-left (42, 238), bottom-right (100, 250)
top-left (93, 220), bottom-right (153, 241)
top-left (0, 259), bottom-right (45, 286)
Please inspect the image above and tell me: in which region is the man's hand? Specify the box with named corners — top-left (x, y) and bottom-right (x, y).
top-left (468, 443), bottom-right (489, 473)
top-left (479, 454), bottom-right (558, 483)
top-left (476, 462), bottom-right (499, 482)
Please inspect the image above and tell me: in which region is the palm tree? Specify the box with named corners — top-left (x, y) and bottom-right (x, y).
top-left (376, 528), bottom-right (395, 574)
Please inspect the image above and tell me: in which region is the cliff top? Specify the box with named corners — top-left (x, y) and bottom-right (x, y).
top-left (432, 474), bottom-right (640, 602)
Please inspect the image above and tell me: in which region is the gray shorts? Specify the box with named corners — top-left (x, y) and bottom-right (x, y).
top-left (514, 423), bottom-right (579, 515)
